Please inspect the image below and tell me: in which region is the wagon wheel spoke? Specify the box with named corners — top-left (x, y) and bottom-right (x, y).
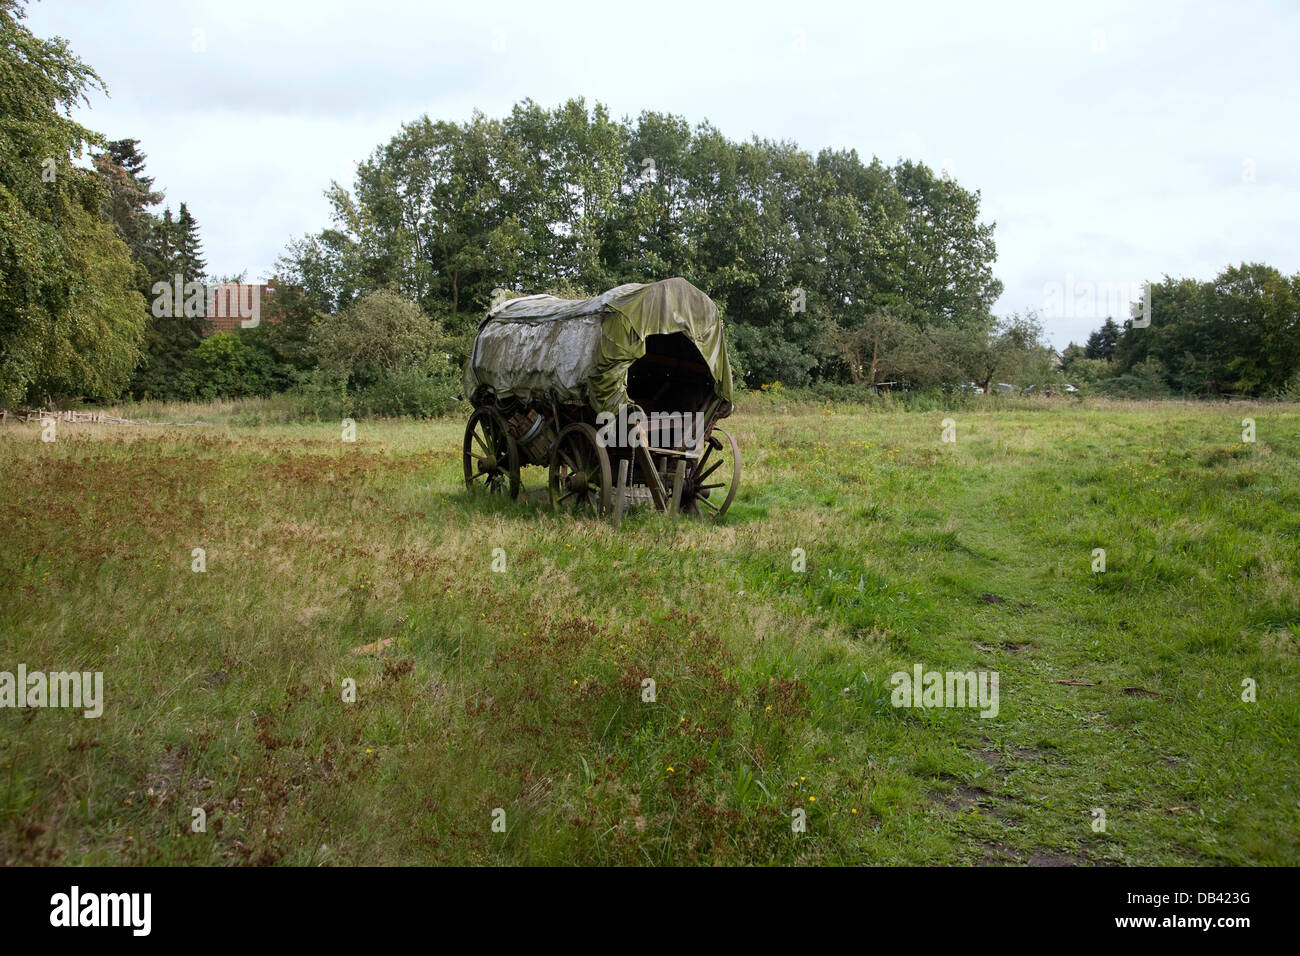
top-left (696, 458), bottom-right (724, 482)
top-left (681, 427), bottom-right (738, 520)
top-left (549, 423), bottom-right (612, 517)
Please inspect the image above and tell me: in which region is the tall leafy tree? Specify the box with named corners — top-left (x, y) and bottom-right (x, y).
top-left (942, 311), bottom-right (1051, 393)
top-left (887, 160), bottom-right (1003, 329)
top-left (0, 0), bottom-right (146, 406)
top-left (1216, 263), bottom-right (1300, 395)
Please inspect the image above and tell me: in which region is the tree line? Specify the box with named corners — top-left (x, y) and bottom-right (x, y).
top-left (276, 98), bottom-right (1007, 390)
top-left (1063, 266), bottom-right (1300, 398)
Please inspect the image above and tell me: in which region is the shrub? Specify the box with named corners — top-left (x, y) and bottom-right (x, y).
top-left (311, 290), bottom-right (444, 388)
top-left (293, 367), bottom-right (352, 419)
top-left (352, 363), bottom-right (459, 418)
top-left (1097, 357), bottom-right (1173, 399)
top-left (292, 356), bottom-right (459, 420)
top-left (178, 332), bottom-right (280, 399)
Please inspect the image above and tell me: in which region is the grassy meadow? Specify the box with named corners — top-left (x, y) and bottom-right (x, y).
top-left (1, 396), bottom-right (1297, 865)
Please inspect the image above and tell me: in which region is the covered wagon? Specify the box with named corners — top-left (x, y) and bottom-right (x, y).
top-left (462, 277), bottom-right (740, 519)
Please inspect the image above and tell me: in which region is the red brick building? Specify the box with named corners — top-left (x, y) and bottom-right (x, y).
top-left (202, 281), bottom-right (278, 334)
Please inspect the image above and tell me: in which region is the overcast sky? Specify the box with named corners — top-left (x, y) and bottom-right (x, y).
top-left (28, 0), bottom-right (1300, 349)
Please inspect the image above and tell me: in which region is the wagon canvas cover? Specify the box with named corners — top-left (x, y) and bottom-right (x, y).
top-left (464, 277), bottom-right (734, 413)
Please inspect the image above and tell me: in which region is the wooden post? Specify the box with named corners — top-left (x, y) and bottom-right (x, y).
top-left (613, 458), bottom-right (630, 529)
top-left (631, 419), bottom-right (668, 510)
top-left (669, 459), bottom-right (686, 516)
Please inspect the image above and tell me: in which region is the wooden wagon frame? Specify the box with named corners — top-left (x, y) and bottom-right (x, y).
top-left (461, 277), bottom-right (740, 520)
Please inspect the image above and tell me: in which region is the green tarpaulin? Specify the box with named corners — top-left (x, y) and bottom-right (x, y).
top-left (464, 277), bottom-right (734, 414)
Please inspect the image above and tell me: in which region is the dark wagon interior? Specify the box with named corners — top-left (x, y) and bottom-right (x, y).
top-left (627, 333), bottom-right (716, 418)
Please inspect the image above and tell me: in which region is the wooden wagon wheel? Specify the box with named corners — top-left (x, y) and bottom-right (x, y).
top-left (549, 422), bottom-right (613, 516)
top-left (463, 406), bottom-right (520, 499)
top-left (682, 427), bottom-right (739, 519)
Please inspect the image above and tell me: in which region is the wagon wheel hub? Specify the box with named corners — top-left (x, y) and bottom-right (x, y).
top-left (567, 471), bottom-right (588, 493)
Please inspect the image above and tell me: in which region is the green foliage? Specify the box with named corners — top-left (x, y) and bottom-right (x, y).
top-left (351, 363), bottom-right (459, 418)
top-left (1084, 317), bottom-right (1120, 360)
top-left (310, 289), bottom-right (444, 386)
top-left (292, 366), bottom-right (351, 419)
top-left (259, 282), bottom-right (325, 372)
top-left (87, 128), bottom-right (214, 402)
top-left (1062, 356), bottom-right (1112, 386)
top-left (92, 138), bottom-right (161, 286)
top-left (293, 363), bottom-right (459, 420)
top-left (127, 203), bottom-right (214, 398)
top-left (1108, 264), bottom-right (1300, 397)
top-left (176, 331), bottom-right (279, 399)
top-left (1097, 357), bottom-right (1173, 398)
top-left (300, 289), bottom-right (457, 417)
top-left (0, 0), bottom-right (147, 406)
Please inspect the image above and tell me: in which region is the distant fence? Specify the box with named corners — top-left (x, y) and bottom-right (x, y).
top-left (4, 408), bottom-right (204, 427)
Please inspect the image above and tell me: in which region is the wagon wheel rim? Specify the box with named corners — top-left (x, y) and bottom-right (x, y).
top-left (549, 423), bottom-right (612, 516)
top-left (463, 407), bottom-right (520, 499)
top-left (683, 427), bottom-right (739, 519)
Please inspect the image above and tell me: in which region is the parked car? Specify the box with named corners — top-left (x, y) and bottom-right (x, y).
top-left (871, 381), bottom-right (908, 394)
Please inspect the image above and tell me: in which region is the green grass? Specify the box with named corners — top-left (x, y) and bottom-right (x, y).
top-left (1, 398), bottom-right (1297, 865)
